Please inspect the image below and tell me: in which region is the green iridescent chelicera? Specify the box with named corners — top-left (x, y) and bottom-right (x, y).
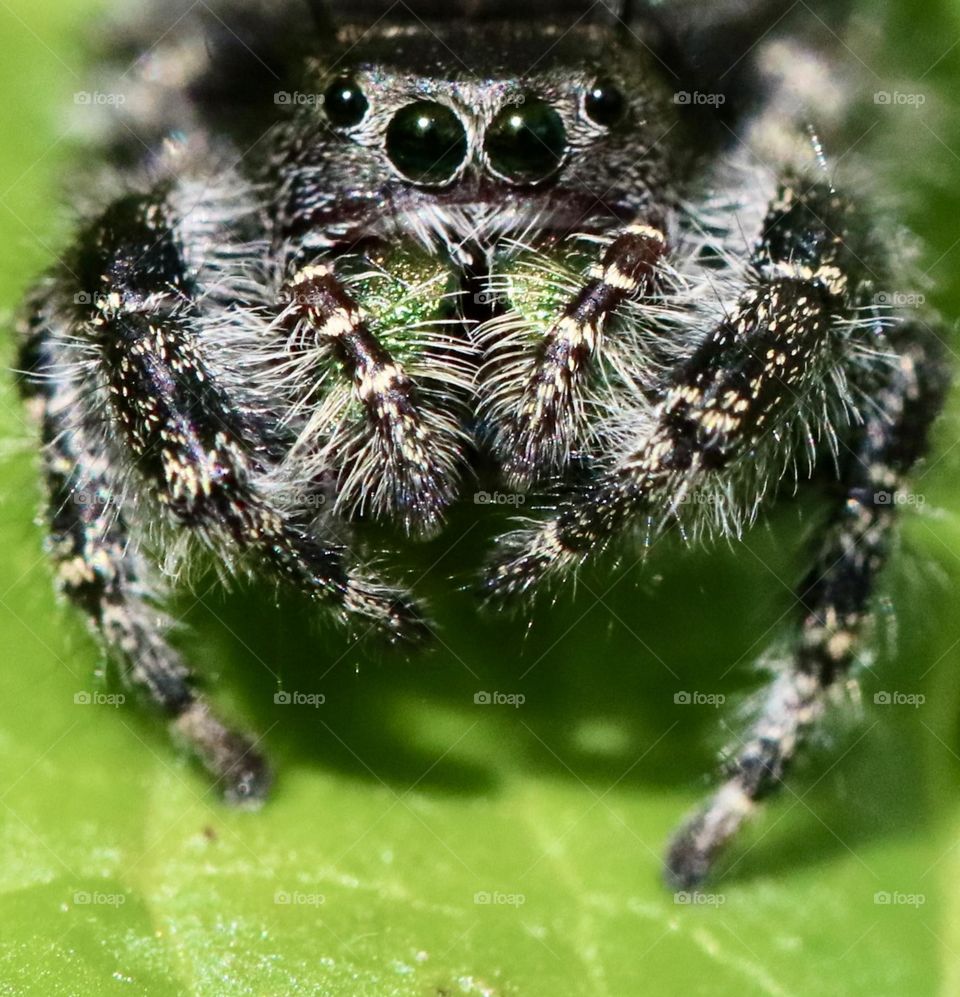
top-left (488, 240), bottom-right (630, 399)
top-left (493, 241), bottom-right (596, 331)
top-left (337, 247), bottom-right (456, 350)
top-left (385, 101), bottom-right (469, 185)
top-left (485, 97), bottom-right (566, 184)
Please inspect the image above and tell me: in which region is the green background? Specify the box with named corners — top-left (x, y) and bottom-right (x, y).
top-left (2, 2), bottom-right (960, 994)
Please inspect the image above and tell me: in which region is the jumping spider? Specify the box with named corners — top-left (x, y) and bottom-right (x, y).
top-left (15, 0), bottom-right (950, 889)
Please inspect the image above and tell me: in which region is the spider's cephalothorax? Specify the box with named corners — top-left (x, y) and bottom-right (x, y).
top-left (16, 0), bottom-right (950, 888)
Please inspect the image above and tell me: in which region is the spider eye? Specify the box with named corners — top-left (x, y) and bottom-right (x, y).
top-left (385, 101), bottom-right (469, 185)
top-left (323, 77), bottom-right (369, 128)
top-left (584, 79), bottom-right (626, 127)
top-left (485, 98), bottom-right (566, 185)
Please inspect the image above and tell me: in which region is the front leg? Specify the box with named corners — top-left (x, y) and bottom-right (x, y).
top-left (485, 176), bottom-right (869, 596)
top-left (482, 174), bottom-right (950, 885)
top-left (75, 193), bottom-right (424, 641)
top-left (18, 187), bottom-right (432, 798)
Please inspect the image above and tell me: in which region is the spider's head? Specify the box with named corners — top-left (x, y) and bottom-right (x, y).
top-left (279, 21), bottom-right (691, 247)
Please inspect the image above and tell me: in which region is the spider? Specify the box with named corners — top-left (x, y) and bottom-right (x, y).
top-left (15, 0), bottom-right (950, 889)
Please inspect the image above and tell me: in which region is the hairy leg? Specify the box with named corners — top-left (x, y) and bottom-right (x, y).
top-left (16, 185), bottom-right (433, 798)
top-left (484, 176), bottom-right (870, 597)
top-left (76, 192), bottom-right (425, 640)
top-left (481, 172), bottom-right (950, 884)
top-left (18, 319), bottom-right (271, 802)
top-left (665, 326), bottom-right (949, 886)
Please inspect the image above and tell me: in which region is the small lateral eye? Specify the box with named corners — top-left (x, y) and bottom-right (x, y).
top-left (323, 76), bottom-right (369, 128)
top-left (584, 78), bottom-right (626, 127)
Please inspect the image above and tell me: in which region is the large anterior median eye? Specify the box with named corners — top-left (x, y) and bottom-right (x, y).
top-left (385, 101), bottom-right (469, 185)
top-left (485, 98), bottom-right (566, 185)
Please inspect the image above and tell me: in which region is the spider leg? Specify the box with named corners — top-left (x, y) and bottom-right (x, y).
top-left (280, 263), bottom-right (458, 536)
top-left (665, 326), bottom-right (949, 887)
top-left (74, 193), bottom-right (425, 642)
top-left (17, 318), bottom-right (271, 803)
top-left (483, 173), bottom-right (950, 884)
top-left (482, 224), bottom-right (667, 488)
top-left (484, 177), bottom-right (871, 596)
